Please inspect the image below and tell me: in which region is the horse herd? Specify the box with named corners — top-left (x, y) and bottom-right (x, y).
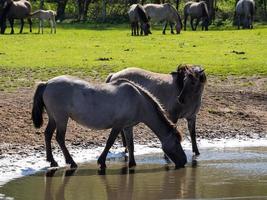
top-left (0, 0), bottom-right (56, 34)
top-left (129, 0), bottom-right (255, 36)
top-left (0, 0), bottom-right (256, 35)
top-left (32, 65), bottom-right (206, 169)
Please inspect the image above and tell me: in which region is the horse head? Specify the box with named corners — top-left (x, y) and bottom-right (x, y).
top-left (161, 128), bottom-right (187, 168)
top-left (176, 64), bottom-right (206, 104)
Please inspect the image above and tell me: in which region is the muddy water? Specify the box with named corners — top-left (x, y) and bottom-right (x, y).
top-left (1, 146), bottom-right (267, 200)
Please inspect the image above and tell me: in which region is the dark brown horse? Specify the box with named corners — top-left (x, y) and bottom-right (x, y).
top-left (0, 0), bottom-right (32, 34)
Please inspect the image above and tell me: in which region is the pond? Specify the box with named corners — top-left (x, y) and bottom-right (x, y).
top-left (1, 146), bottom-right (267, 200)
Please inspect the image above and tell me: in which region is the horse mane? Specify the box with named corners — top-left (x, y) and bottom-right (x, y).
top-left (112, 78), bottom-right (182, 141)
top-left (136, 4), bottom-right (149, 23)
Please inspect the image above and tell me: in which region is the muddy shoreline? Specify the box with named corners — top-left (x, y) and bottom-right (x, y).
top-left (0, 76), bottom-right (267, 156)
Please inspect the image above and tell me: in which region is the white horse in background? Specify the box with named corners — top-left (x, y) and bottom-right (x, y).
top-left (31, 10), bottom-right (56, 34)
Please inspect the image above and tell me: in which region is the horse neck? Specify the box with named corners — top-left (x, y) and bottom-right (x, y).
top-left (140, 99), bottom-right (175, 143)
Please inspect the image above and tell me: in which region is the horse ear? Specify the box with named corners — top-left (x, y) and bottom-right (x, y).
top-left (199, 70), bottom-right (207, 83)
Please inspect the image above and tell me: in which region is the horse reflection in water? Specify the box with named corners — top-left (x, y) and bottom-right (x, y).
top-left (43, 161), bottom-right (198, 200)
top-left (44, 169), bottom-right (77, 200)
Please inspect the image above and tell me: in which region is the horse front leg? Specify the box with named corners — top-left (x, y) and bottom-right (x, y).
top-left (190, 18), bottom-right (195, 31)
top-left (162, 21), bottom-right (167, 34)
top-left (41, 19), bottom-right (44, 34)
top-left (195, 18), bottom-right (200, 31)
top-left (97, 128), bottom-right (121, 169)
top-left (187, 116), bottom-right (200, 156)
top-left (123, 127), bottom-right (136, 168)
top-left (55, 119), bottom-right (77, 168)
top-left (49, 19), bottom-right (53, 34)
top-left (28, 18), bottom-right (32, 33)
top-left (19, 18), bottom-right (24, 34)
top-left (9, 18), bottom-right (14, 34)
top-left (170, 22), bottom-right (174, 34)
top-left (38, 20), bottom-right (41, 34)
top-left (237, 15), bottom-right (240, 30)
top-left (184, 14), bottom-right (188, 31)
top-left (45, 119), bottom-right (58, 167)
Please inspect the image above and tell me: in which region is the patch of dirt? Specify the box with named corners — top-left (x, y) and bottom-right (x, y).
top-left (0, 76), bottom-right (266, 155)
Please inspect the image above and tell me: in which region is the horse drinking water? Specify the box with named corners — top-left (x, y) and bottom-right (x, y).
top-left (32, 76), bottom-right (187, 169)
top-left (0, 0), bottom-right (32, 34)
top-left (106, 65), bottom-right (206, 166)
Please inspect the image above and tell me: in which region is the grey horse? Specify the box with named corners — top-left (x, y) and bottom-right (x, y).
top-left (32, 76), bottom-right (187, 169)
top-left (184, 1), bottom-right (209, 31)
top-left (0, 0), bottom-right (32, 34)
top-left (235, 0), bottom-right (255, 29)
top-left (106, 65), bottom-right (206, 166)
top-left (143, 3), bottom-right (182, 34)
top-left (128, 4), bottom-right (151, 36)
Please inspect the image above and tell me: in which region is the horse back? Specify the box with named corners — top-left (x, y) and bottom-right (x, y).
top-left (43, 76), bottom-right (142, 129)
top-left (8, 0), bottom-right (31, 18)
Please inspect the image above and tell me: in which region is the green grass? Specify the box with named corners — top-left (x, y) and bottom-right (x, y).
top-left (0, 23), bottom-right (267, 91)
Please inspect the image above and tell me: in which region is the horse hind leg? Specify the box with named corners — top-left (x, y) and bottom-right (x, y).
top-left (9, 18), bottom-right (14, 34)
top-left (190, 18), bottom-right (195, 31)
top-left (28, 18), bottom-right (32, 33)
top-left (20, 18), bottom-right (24, 34)
top-left (55, 117), bottom-right (77, 168)
top-left (45, 118), bottom-right (58, 167)
top-left (162, 21), bottom-right (167, 34)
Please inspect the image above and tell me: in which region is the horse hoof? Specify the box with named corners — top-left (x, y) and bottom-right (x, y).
top-left (50, 161), bottom-right (59, 168)
top-left (128, 161), bottom-right (136, 168)
top-left (70, 162), bottom-right (78, 168)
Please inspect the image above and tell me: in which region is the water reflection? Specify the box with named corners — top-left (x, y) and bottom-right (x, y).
top-left (42, 162), bottom-right (198, 200)
top-left (44, 169), bottom-right (77, 200)
top-left (1, 147), bottom-right (267, 200)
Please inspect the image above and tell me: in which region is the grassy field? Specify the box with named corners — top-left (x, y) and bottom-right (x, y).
top-left (0, 23), bottom-right (266, 90)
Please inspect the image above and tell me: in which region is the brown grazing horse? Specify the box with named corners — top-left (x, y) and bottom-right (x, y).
top-left (0, 0), bottom-right (32, 34)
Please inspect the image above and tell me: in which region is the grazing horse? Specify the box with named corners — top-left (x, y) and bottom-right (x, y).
top-left (128, 4), bottom-right (151, 36)
top-left (235, 0), bottom-right (255, 29)
top-left (0, 0), bottom-right (32, 34)
top-left (30, 10), bottom-right (57, 34)
top-left (143, 3), bottom-right (182, 34)
top-left (32, 76), bottom-right (187, 169)
top-left (106, 65), bottom-right (206, 164)
top-left (184, 1), bottom-right (209, 31)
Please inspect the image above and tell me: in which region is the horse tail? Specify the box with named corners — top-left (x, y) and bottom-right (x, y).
top-left (105, 73), bottom-right (114, 83)
top-left (201, 2), bottom-right (209, 18)
top-left (136, 4), bottom-right (149, 23)
top-left (32, 82), bottom-right (47, 128)
top-left (249, 1), bottom-right (255, 16)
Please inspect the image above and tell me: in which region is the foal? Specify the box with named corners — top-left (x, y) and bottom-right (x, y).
top-left (30, 9), bottom-right (56, 34)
